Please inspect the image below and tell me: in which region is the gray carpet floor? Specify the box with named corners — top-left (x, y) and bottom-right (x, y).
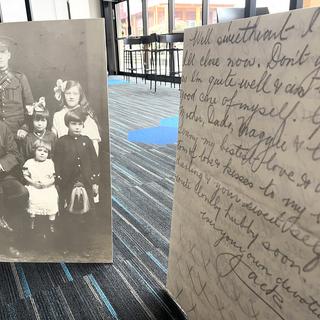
top-left (0, 78), bottom-right (185, 320)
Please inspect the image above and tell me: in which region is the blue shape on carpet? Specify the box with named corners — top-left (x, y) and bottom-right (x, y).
top-left (128, 126), bottom-right (177, 144)
top-left (128, 116), bottom-right (179, 145)
top-left (108, 78), bottom-right (127, 86)
top-left (159, 116), bottom-right (179, 127)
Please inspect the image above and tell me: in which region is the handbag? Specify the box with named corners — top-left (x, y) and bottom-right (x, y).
top-left (67, 181), bottom-right (90, 214)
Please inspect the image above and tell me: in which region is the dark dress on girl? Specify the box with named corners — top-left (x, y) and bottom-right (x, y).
top-left (24, 130), bottom-right (57, 160)
top-left (54, 134), bottom-right (99, 254)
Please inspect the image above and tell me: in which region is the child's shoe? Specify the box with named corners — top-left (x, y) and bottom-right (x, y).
top-left (30, 217), bottom-right (35, 230)
top-left (49, 222), bottom-right (55, 233)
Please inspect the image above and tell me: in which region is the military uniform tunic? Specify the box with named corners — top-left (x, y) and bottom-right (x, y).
top-left (0, 70), bottom-right (34, 135)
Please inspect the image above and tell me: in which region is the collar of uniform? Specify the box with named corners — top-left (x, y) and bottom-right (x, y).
top-left (0, 69), bottom-right (9, 76)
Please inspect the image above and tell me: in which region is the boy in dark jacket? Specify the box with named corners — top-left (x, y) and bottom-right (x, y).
top-left (54, 108), bottom-right (99, 257)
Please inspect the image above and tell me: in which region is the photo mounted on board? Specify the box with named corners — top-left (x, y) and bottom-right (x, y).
top-left (0, 19), bottom-right (112, 263)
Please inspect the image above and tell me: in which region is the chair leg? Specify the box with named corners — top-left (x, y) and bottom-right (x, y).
top-left (177, 49), bottom-right (181, 90)
top-left (173, 49), bottom-right (177, 89)
top-left (154, 50), bottom-right (157, 93)
top-left (123, 49), bottom-right (125, 81)
top-left (158, 49), bottom-right (161, 86)
top-left (144, 50), bottom-right (147, 84)
top-left (150, 50), bottom-right (153, 90)
top-left (135, 51), bottom-right (137, 84)
top-left (165, 48), bottom-right (168, 87)
top-left (125, 51), bottom-right (129, 82)
top-left (170, 49), bottom-right (173, 88)
top-left (129, 51), bottom-right (133, 83)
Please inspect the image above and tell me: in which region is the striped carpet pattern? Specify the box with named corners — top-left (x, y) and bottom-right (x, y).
top-left (0, 78), bottom-right (185, 319)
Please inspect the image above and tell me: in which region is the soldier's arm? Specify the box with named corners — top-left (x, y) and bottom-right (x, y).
top-left (20, 73), bottom-right (34, 106)
top-left (0, 124), bottom-right (20, 172)
top-left (19, 73), bottom-right (34, 133)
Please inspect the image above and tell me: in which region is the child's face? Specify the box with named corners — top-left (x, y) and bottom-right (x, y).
top-left (33, 118), bottom-right (47, 132)
top-left (35, 147), bottom-right (49, 162)
top-left (64, 86), bottom-right (80, 108)
top-left (68, 121), bottom-right (83, 136)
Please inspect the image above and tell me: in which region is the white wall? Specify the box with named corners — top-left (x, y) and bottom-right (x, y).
top-left (88, 0), bottom-right (101, 18)
top-left (0, 0), bottom-right (27, 22)
top-left (54, 0), bottom-right (69, 20)
top-left (30, 0), bottom-right (57, 20)
top-left (69, 0), bottom-right (101, 19)
top-left (256, 0), bottom-right (289, 13)
top-left (69, 0), bottom-right (90, 18)
top-left (0, 0), bottom-right (100, 22)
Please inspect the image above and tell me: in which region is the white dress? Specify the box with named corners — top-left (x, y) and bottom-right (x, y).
top-left (23, 159), bottom-right (59, 216)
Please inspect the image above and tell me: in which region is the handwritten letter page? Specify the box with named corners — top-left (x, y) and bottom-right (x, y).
top-left (167, 7), bottom-right (320, 320)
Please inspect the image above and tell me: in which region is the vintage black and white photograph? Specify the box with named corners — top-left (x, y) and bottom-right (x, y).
top-left (0, 19), bottom-right (112, 262)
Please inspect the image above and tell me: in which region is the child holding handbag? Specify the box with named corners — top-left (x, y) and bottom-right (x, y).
top-left (54, 108), bottom-right (99, 256)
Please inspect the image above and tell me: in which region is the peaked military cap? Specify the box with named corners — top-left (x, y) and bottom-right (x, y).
top-left (0, 36), bottom-right (17, 51)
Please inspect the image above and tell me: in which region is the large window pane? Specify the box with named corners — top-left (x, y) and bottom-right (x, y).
top-left (256, 0), bottom-right (289, 13)
top-left (147, 0), bottom-right (168, 34)
top-left (116, 1), bottom-right (129, 71)
top-left (54, 0), bottom-right (69, 20)
top-left (0, 0), bottom-right (27, 22)
top-left (116, 1), bottom-right (129, 37)
top-left (304, 0), bottom-right (320, 7)
top-left (29, 0), bottom-right (68, 20)
top-left (30, 0), bottom-right (57, 20)
top-left (174, 0), bottom-right (202, 32)
top-left (68, 0), bottom-right (91, 19)
top-left (129, 0), bottom-right (143, 35)
top-left (208, 0), bottom-right (245, 25)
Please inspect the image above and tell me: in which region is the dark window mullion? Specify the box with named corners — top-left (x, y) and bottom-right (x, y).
top-left (127, 0), bottom-right (132, 35)
top-left (244, 0), bottom-right (256, 18)
top-left (168, 0), bottom-right (174, 32)
top-left (289, 0), bottom-right (303, 10)
top-left (25, 0), bottom-right (32, 21)
top-left (142, 0), bottom-right (147, 35)
top-left (202, 0), bottom-right (208, 25)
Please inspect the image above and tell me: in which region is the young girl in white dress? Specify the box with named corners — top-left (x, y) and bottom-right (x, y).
top-left (23, 140), bottom-right (59, 233)
top-left (52, 79), bottom-right (101, 155)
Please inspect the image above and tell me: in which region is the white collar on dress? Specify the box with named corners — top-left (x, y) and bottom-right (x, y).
top-left (63, 104), bottom-right (80, 111)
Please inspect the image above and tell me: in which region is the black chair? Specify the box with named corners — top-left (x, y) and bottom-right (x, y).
top-left (157, 33), bottom-right (184, 89)
top-left (123, 36), bottom-right (143, 83)
top-left (140, 33), bottom-right (158, 90)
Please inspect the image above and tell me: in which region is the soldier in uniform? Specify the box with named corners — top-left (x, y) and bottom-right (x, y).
top-left (0, 119), bottom-right (29, 257)
top-left (0, 36), bottom-right (34, 139)
top-left (0, 36), bottom-right (33, 256)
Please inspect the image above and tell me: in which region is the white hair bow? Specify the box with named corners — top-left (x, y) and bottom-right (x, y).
top-left (26, 96), bottom-right (46, 116)
top-left (54, 79), bottom-right (67, 101)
